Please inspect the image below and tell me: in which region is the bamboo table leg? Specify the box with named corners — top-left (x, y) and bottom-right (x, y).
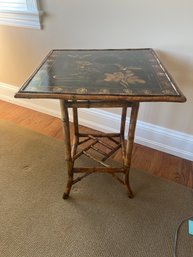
top-left (60, 100), bottom-right (74, 199)
top-left (120, 105), bottom-right (127, 159)
top-left (124, 102), bottom-right (139, 198)
top-left (71, 106), bottom-right (79, 157)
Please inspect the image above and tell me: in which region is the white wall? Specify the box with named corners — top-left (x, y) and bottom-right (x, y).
top-left (0, 0), bottom-right (193, 134)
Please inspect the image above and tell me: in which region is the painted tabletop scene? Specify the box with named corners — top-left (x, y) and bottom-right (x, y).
top-left (21, 49), bottom-right (179, 96)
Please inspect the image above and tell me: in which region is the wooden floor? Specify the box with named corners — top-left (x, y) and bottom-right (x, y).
top-left (1, 100), bottom-right (193, 188)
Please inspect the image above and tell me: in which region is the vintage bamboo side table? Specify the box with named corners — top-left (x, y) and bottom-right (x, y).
top-left (15, 49), bottom-right (186, 199)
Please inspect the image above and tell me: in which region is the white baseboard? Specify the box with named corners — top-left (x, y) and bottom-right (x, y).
top-left (1, 82), bottom-right (193, 161)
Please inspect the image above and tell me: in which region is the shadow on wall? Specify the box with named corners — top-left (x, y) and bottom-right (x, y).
top-left (140, 49), bottom-right (193, 133)
top-left (156, 49), bottom-right (193, 94)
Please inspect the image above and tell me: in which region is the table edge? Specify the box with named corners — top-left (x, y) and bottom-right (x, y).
top-left (14, 92), bottom-right (186, 103)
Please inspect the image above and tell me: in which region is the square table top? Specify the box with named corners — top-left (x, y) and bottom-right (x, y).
top-left (15, 48), bottom-right (186, 102)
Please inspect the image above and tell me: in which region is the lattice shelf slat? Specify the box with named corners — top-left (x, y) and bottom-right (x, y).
top-left (83, 151), bottom-right (111, 168)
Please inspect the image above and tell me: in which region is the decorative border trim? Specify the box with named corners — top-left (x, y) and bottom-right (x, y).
top-left (1, 82), bottom-right (193, 161)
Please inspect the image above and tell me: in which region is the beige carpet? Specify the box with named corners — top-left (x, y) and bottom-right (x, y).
top-left (0, 120), bottom-right (193, 257)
